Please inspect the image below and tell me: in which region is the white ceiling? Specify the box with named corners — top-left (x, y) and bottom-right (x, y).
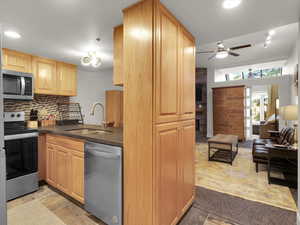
top-left (198, 23), bottom-right (299, 69)
top-left (1, 0), bottom-right (299, 71)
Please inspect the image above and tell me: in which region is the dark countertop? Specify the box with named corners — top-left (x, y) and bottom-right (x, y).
top-left (39, 124), bottom-right (123, 147)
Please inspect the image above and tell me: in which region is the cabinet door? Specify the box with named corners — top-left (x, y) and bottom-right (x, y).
top-left (2, 48), bottom-right (32, 73)
top-left (56, 145), bottom-right (70, 194)
top-left (178, 120), bottom-right (195, 214)
top-left (106, 90), bottom-right (123, 127)
top-left (155, 7), bottom-right (180, 123)
top-left (57, 62), bottom-right (77, 96)
top-left (113, 25), bottom-right (124, 86)
top-left (32, 56), bottom-right (57, 94)
top-left (70, 150), bottom-right (84, 203)
top-left (46, 144), bottom-right (57, 187)
top-left (180, 29), bottom-right (196, 120)
top-left (155, 122), bottom-right (180, 225)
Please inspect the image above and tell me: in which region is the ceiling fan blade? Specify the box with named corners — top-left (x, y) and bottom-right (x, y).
top-left (208, 54), bottom-right (216, 60)
top-left (228, 51), bottom-right (240, 57)
top-left (196, 50), bottom-right (215, 54)
top-left (230, 44), bottom-right (251, 50)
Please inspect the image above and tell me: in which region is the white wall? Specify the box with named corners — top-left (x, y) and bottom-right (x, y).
top-left (283, 42), bottom-right (298, 75)
top-left (206, 75), bottom-right (294, 138)
top-left (283, 42), bottom-right (299, 104)
top-left (71, 69), bottom-right (122, 125)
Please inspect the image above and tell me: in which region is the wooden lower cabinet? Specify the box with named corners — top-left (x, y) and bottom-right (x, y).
top-left (70, 150), bottom-right (85, 203)
top-left (56, 145), bottom-right (71, 195)
top-left (155, 120), bottom-right (195, 225)
top-left (45, 135), bottom-right (84, 203)
top-left (46, 143), bottom-right (57, 187)
top-left (178, 120), bottom-right (195, 214)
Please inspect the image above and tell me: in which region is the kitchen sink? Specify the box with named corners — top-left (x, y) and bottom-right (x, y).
top-left (65, 128), bottom-right (112, 135)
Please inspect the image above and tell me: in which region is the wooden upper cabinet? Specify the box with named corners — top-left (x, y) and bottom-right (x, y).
top-left (113, 25), bottom-right (124, 86)
top-left (106, 90), bottom-right (123, 127)
top-left (2, 48), bottom-right (77, 96)
top-left (57, 62), bottom-right (77, 96)
top-left (2, 48), bottom-right (32, 73)
top-left (155, 7), bottom-right (180, 123)
top-left (32, 56), bottom-right (57, 95)
top-left (180, 29), bottom-right (196, 120)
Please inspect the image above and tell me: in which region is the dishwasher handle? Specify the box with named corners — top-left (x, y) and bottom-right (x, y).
top-left (86, 148), bottom-right (121, 159)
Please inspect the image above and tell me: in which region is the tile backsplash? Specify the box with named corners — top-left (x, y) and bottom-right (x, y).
top-left (4, 95), bottom-right (69, 121)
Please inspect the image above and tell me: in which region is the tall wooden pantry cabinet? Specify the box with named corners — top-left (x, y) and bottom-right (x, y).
top-left (121, 1), bottom-right (196, 225)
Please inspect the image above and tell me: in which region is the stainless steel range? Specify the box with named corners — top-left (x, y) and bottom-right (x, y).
top-left (4, 112), bottom-right (39, 200)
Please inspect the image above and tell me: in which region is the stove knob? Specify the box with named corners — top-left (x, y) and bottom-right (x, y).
top-left (11, 114), bottom-right (15, 118)
top-left (16, 114), bottom-right (21, 118)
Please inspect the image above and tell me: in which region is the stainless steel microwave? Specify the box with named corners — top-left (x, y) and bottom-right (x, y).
top-left (2, 70), bottom-right (34, 100)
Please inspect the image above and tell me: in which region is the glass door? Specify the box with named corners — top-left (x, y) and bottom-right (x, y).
top-left (0, 25), bottom-right (7, 225)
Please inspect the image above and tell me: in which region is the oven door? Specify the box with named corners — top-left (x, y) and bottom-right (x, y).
top-left (4, 133), bottom-right (38, 180)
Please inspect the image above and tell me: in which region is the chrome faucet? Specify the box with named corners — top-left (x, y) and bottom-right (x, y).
top-left (90, 102), bottom-right (106, 126)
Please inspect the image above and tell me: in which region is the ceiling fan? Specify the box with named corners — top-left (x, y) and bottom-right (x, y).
top-left (197, 41), bottom-right (251, 60)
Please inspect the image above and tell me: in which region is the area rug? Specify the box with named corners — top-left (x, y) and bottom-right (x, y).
top-left (195, 143), bottom-right (297, 211)
top-left (8, 200), bottom-right (66, 225)
top-left (179, 186), bottom-right (297, 225)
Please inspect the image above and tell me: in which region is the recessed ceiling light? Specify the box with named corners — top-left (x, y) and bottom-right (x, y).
top-left (4, 30), bottom-right (21, 39)
top-left (268, 30), bottom-right (276, 36)
top-left (223, 0), bottom-right (242, 9)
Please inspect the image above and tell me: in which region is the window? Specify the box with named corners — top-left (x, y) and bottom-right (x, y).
top-left (222, 67), bottom-right (282, 81)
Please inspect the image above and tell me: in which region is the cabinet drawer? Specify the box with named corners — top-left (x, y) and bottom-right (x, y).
top-left (47, 135), bottom-right (84, 152)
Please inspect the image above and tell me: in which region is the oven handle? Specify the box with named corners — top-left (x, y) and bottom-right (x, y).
top-left (20, 77), bottom-right (26, 95)
top-left (4, 132), bottom-right (38, 141)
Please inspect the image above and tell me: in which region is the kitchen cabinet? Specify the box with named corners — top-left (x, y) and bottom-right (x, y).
top-left (178, 120), bottom-right (195, 215)
top-left (106, 90), bottom-right (123, 127)
top-left (180, 29), bottom-right (196, 120)
top-left (123, 1), bottom-right (195, 225)
top-left (113, 25), bottom-right (124, 86)
top-left (57, 62), bottom-right (77, 96)
top-left (154, 7), bottom-right (196, 124)
top-left (155, 8), bottom-right (180, 123)
top-left (155, 120), bottom-right (195, 225)
top-left (46, 135), bottom-right (84, 203)
top-left (70, 150), bottom-right (84, 203)
top-left (155, 122), bottom-right (180, 225)
top-left (3, 48), bottom-right (77, 96)
top-left (32, 56), bottom-right (57, 95)
top-left (56, 145), bottom-right (70, 194)
top-left (46, 143), bottom-right (57, 187)
top-left (2, 48), bottom-right (32, 73)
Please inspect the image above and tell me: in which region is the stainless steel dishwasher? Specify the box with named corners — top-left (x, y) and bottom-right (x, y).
top-left (84, 142), bottom-right (122, 225)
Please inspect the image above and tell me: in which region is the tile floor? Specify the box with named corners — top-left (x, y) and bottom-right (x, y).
top-left (195, 143), bottom-right (297, 211)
